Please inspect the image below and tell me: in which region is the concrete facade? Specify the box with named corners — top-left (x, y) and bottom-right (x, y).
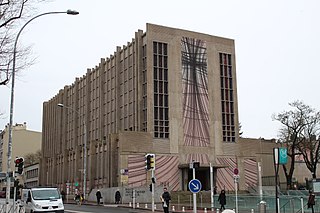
top-left (0, 123), bottom-right (41, 190)
top-left (23, 163), bottom-right (39, 188)
top-left (0, 123), bottom-right (41, 173)
top-left (40, 23), bottom-right (286, 195)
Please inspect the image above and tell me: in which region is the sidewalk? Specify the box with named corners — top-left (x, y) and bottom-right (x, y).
top-left (69, 200), bottom-right (220, 213)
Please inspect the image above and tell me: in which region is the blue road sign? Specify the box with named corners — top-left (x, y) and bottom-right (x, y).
top-left (188, 179), bottom-right (202, 193)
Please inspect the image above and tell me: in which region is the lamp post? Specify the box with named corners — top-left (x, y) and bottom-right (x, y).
top-left (5, 10), bottom-right (79, 212)
top-left (57, 103), bottom-right (87, 200)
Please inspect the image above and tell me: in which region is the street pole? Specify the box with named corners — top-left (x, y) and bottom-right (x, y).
top-left (274, 148), bottom-right (280, 213)
top-left (83, 118), bottom-right (87, 201)
top-left (235, 177), bottom-right (238, 213)
top-left (258, 162), bottom-right (263, 201)
top-left (210, 163), bottom-right (214, 211)
top-left (193, 166), bottom-right (197, 213)
top-left (57, 103), bottom-right (86, 200)
top-left (151, 169), bottom-right (155, 212)
top-left (5, 10), bottom-right (79, 213)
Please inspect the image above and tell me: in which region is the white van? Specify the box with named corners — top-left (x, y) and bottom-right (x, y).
top-left (22, 187), bottom-right (64, 213)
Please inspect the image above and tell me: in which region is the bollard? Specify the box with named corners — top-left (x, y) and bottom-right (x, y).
top-left (217, 208), bottom-right (220, 213)
top-left (129, 202), bottom-right (132, 207)
top-left (259, 201), bottom-right (266, 213)
top-left (172, 205), bottom-right (175, 211)
top-left (137, 203), bottom-right (139, 208)
top-left (145, 203), bottom-right (148, 208)
top-left (154, 204), bottom-right (157, 209)
top-left (182, 206), bottom-right (185, 212)
top-left (204, 207), bottom-right (207, 213)
top-left (251, 209), bottom-right (254, 213)
top-left (300, 197), bottom-right (304, 213)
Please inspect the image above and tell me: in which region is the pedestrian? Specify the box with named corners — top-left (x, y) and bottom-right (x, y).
top-left (80, 193), bottom-right (84, 203)
top-left (218, 189), bottom-right (226, 211)
top-left (60, 190), bottom-right (66, 202)
top-left (308, 190), bottom-right (315, 213)
top-left (115, 189), bottom-right (121, 204)
top-left (74, 193), bottom-right (81, 205)
top-left (160, 187), bottom-right (171, 213)
top-left (96, 189), bottom-right (102, 205)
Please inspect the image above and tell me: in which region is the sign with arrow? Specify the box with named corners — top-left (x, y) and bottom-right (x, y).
top-left (188, 179), bottom-right (202, 193)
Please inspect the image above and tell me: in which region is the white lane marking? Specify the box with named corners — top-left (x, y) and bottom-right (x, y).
top-left (65, 210), bottom-right (94, 213)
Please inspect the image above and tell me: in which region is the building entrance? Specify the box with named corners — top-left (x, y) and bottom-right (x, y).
top-left (187, 167), bottom-right (212, 191)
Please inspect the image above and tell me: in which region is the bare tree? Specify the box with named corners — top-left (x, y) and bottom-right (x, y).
top-left (272, 100), bottom-right (318, 189)
top-left (297, 111), bottom-right (320, 179)
top-left (23, 149), bottom-right (41, 166)
top-left (0, 0), bottom-right (48, 85)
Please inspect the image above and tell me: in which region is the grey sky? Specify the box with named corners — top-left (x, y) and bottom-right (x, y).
top-left (0, 0), bottom-right (319, 139)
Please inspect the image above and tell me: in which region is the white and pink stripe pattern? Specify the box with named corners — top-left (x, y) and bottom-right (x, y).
top-left (127, 155), bottom-right (180, 191)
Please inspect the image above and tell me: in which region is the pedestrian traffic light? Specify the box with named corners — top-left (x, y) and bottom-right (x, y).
top-left (145, 154), bottom-right (155, 171)
top-left (15, 157), bottom-right (24, 174)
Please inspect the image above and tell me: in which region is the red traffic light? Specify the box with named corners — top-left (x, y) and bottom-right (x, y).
top-left (15, 157), bottom-right (24, 165)
top-left (233, 168), bottom-right (239, 175)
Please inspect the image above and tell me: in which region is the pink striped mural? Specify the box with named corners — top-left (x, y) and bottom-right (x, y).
top-left (155, 155), bottom-right (180, 191)
top-left (128, 155), bottom-right (147, 187)
top-left (128, 155), bottom-right (180, 191)
top-left (216, 157), bottom-right (258, 191)
top-left (186, 153), bottom-right (210, 165)
top-left (244, 158), bottom-right (258, 188)
top-left (181, 37), bottom-right (210, 147)
top-left (216, 157), bottom-right (236, 191)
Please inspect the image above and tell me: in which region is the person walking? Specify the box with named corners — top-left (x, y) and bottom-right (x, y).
top-left (218, 189), bottom-right (226, 211)
top-left (60, 190), bottom-right (66, 203)
top-left (160, 187), bottom-right (171, 213)
top-left (115, 189), bottom-right (121, 204)
top-left (74, 193), bottom-right (81, 205)
top-left (308, 190), bottom-right (315, 213)
top-left (96, 189), bottom-right (102, 205)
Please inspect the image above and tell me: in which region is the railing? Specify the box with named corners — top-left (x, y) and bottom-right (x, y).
top-left (0, 202), bottom-right (25, 213)
top-left (170, 191), bottom-right (318, 213)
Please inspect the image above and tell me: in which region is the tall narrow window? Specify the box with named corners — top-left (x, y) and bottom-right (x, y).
top-left (153, 41), bottom-right (169, 138)
top-left (142, 45), bottom-right (147, 132)
top-left (220, 53), bottom-right (235, 142)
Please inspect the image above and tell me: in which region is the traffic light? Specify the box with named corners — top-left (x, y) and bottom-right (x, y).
top-left (145, 154), bottom-right (155, 170)
top-left (15, 157), bottom-right (24, 174)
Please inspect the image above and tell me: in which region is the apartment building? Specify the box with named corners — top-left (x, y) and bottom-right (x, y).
top-left (0, 123), bottom-right (41, 173)
top-left (0, 123), bottom-right (41, 190)
top-left (23, 163), bottom-right (39, 188)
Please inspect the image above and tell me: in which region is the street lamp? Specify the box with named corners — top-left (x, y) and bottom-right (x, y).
top-left (57, 103), bottom-right (87, 200)
top-left (5, 10), bottom-right (79, 212)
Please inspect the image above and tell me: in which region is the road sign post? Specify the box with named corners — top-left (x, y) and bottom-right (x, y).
top-left (189, 179), bottom-right (202, 213)
top-left (233, 168), bottom-right (240, 213)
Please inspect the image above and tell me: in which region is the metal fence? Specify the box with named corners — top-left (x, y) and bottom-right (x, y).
top-left (170, 191), bottom-right (319, 213)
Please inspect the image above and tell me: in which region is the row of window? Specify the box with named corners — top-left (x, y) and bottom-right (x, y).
top-left (141, 44), bottom-right (148, 132)
top-left (219, 53), bottom-right (236, 142)
top-left (153, 42), bottom-right (169, 139)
